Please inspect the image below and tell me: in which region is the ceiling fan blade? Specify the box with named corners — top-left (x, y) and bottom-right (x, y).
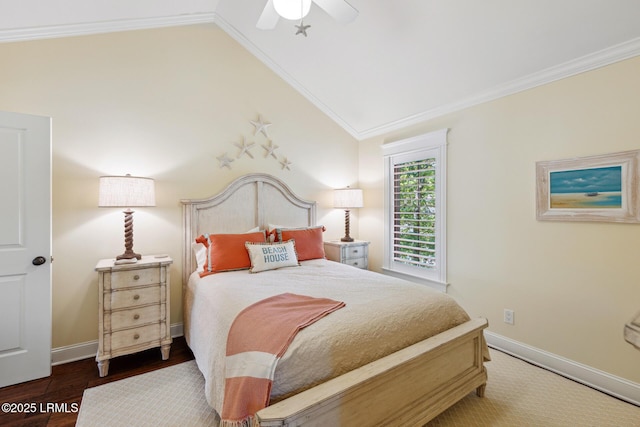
top-left (257, 0), bottom-right (280, 30)
top-left (312, 0), bottom-right (359, 24)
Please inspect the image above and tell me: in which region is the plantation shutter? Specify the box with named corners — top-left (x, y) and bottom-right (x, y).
top-left (382, 129), bottom-right (447, 288)
top-left (392, 158), bottom-right (437, 269)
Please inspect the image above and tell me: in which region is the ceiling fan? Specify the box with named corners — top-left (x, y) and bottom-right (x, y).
top-left (257, 0), bottom-right (358, 30)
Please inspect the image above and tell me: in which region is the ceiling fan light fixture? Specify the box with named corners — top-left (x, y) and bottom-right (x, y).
top-left (273, 0), bottom-right (312, 20)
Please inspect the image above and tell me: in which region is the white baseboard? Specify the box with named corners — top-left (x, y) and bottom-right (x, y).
top-left (485, 331), bottom-right (640, 407)
top-left (51, 323), bottom-right (184, 366)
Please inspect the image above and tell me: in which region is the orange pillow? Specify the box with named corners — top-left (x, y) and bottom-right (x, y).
top-left (196, 231), bottom-right (266, 275)
top-left (276, 226), bottom-right (325, 261)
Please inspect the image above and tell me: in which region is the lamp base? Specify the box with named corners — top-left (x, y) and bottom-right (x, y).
top-left (341, 209), bottom-right (354, 243)
top-left (116, 251), bottom-right (141, 261)
top-left (118, 209), bottom-right (142, 261)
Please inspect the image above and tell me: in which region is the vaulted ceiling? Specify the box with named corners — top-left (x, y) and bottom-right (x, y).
top-left (2, 0), bottom-right (640, 140)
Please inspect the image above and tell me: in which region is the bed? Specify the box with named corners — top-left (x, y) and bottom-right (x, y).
top-left (182, 173), bottom-right (488, 426)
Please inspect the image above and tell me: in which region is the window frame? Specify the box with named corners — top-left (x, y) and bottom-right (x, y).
top-left (382, 129), bottom-right (448, 292)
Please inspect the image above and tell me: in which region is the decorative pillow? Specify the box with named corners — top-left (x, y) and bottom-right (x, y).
top-left (195, 231), bottom-right (266, 275)
top-left (245, 240), bottom-right (299, 273)
top-left (191, 242), bottom-right (207, 273)
top-left (275, 226), bottom-right (325, 261)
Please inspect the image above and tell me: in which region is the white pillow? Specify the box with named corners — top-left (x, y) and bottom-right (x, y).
top-left (191, 242), bottom-right (207, 273)
top-left (245, 240), bottom-right (299, 273)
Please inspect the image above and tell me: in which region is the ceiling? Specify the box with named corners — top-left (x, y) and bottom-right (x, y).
top-left (2, 0), bottom-right (640, 140)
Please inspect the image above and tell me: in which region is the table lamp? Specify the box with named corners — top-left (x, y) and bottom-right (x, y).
top-left (99, 174), bottom-right (155, 260)
top-left (334, 187), bottom-right (363, 242)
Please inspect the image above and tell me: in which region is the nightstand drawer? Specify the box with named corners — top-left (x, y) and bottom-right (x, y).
top-left (111, 304), bottom-right (162, 331)
top-left (111, 268), bottom-right (160, 289)
top-left (111, 323), bottom-right (160, 348)
top-left (109, 286), bottom-right (161, 310)
top-left (343, 245), bottom-right (366, 259)
top-left (344, 257), bottom-right (366, 269)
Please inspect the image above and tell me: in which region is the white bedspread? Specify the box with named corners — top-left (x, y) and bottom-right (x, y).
top-left (184, 259), bottom-right (472, 413)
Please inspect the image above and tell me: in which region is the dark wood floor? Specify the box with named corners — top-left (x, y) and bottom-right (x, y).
top-left (0, 337), bottom-right (194, 427)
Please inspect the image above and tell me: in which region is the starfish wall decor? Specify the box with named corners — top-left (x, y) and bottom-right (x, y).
top-left (261, 140), bottom-right (279, 159)
top-left (234, 137), bottom-right (255, 159)
top-left (216, 153), bottom-right (234, 169)
top-left (215, 114), bottom-right (292, 171)
top-left (279, 157), bottom-right (292, 170)
top-left (250, 115), bottom-right (272, 138)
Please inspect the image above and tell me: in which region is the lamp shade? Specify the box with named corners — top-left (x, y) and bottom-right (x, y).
top-left (273, 0), bottom-right (312, 20)
top-left (334, 188), bottom-right (363, 209)
top-left (99, 174), bottom-right (156, 207)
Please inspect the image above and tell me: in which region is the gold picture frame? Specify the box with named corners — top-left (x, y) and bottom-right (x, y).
top-left (536, 150), bottom-right (640, 223)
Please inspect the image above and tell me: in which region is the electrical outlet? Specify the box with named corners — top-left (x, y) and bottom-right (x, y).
top-left (504, 309), bottom-right (515, 325)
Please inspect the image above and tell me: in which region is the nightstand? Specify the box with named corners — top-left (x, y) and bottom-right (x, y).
top-left (95, 255), bottom-right (172, 377)
top-left (324, 240), bottom-right (369, 269)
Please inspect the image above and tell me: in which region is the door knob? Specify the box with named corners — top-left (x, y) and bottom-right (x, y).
top-left (32, 256), bottom-right (46, 266)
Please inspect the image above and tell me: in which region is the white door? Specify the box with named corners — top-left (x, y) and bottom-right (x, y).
top-left (0, 111), bottom-right (52, 387)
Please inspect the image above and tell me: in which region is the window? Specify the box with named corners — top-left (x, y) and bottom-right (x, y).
top-left (382, 129), bottom-right (447, 291)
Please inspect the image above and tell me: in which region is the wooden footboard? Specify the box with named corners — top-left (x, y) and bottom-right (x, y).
top-left (256, 317), bottom-right (488, 426)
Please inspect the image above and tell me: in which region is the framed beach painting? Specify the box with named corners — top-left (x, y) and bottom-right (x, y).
top-left (536, 150), bottom-right (640, 223)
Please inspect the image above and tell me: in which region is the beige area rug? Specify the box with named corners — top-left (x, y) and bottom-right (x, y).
top-left (77, 349), bottom-right (640, 427)
top-left (76, 361), bottom-right (219, 427)
top-left (428, 350), bottom-right (640, 427)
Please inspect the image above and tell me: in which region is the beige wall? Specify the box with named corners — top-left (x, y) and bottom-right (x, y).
top-left (359, 56), bottom-right (640, 383)
top-left (0, 24), bottom-right (359, 349)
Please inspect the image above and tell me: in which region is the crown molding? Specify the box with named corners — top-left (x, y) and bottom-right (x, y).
top-left (216, 15), bottom-right (640, 141)
top-left (356, 37), bottom-right (640, 140)
top-left (2, 13), bottom-right (639, 142)
top-left (0, 12), bottom-right (217, 44)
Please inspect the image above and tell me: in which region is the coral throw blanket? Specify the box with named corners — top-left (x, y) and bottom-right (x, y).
top-left (221, 293), bottom-right (345, 427)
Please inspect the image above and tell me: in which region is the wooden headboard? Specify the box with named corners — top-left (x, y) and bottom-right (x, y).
top-left (180, 173), bottom-right (317, 286)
